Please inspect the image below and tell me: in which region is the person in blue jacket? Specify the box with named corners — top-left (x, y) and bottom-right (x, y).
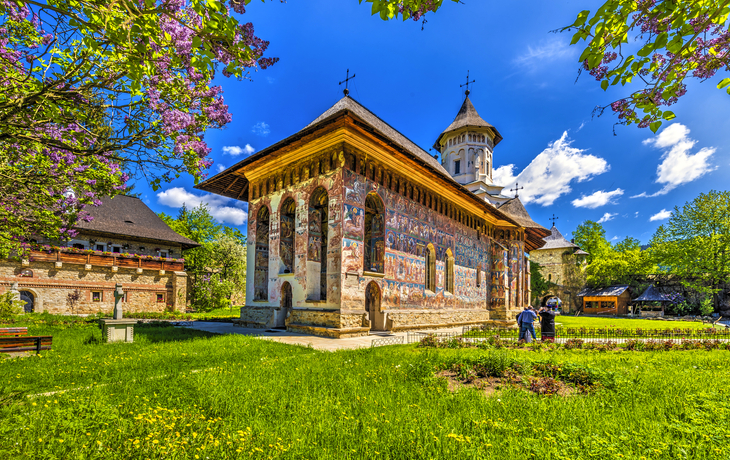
top-left (519, 306), bottom-right (537, 343)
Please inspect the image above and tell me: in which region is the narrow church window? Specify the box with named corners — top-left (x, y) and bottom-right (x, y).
top-left (364, 193), bottom-right (385, 273)
top-left (280, 198), bottom-right (296, 274)
top-left (308, 187), bottom-right (329, 301)
top-left (425, 244), bottom-right (436, 292)
top-left (254, 206), bottom-right (270, 301)
top-left (445, 249), bottom-right (455, 294)
top-left (454, 160), bottom-right (461, 175)
top-left (476, 264), bottom-right (481, 288)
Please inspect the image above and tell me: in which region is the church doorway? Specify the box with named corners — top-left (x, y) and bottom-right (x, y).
top-left (365, 282), bottom-right (386, 331)
top-left (19, 291), bottom-right (34, 313)
top-left (277, 282), bottom-right (292, 328)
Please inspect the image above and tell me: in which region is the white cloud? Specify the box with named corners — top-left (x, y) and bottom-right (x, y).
top-left (216, 164), bottom-right (226, 173)
top-left (157, 187), bottom-right (247, 226)
top-left (222, 144), bottom-right (255, 156)
top-left (571, 188), bottom-right (624, 209)
top-left (633, 123), bottom-right (716, 197)
top-left (493, 132), bottom-right (609, 206)
top-left (597, 212), bottom-right (617, 224)
top-left (635, 211), bottom-right (639, 218)
top-left (252, 122), bottom-right (270, 137)
top-left (611, 236), bottom-right (619, 241)
top-left (649, 209), bottom-right (672, 222)
top-left (514, 37), bottom-right (576, 70)
top-left (577, 122), bottom-right (586, 132)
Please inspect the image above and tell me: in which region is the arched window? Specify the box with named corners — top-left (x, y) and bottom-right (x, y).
top-left (364, 193), bottom-right (385, 273)
top-left (308, 187), bottom-right (329, 301)
top-left (279, 198), bottom-right (296, 274)
top-left (476, 264), bottom-right (481, 288)
top-left (445, 248), bottom-right (455, 294)
top-left (425, 244), bottom-right (436, 292)
top-left (254, 206), bottom-right (270, 301)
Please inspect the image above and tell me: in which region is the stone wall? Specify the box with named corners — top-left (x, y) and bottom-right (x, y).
top-left (0, 260), bottom-right (186, 314)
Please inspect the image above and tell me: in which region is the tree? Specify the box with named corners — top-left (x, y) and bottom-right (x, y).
top-left (530, 261), bottom-right (553, 302)
top-left (649, 190), bottom-right (730, 310)
top-left (564, 1), bottom-right (730, 133)
top-left (159, 203), bottom-right (247, 310)
top-left (1, 0), bottom-right (446, 257)
top-left (572, 221), bottom-right (611, 264)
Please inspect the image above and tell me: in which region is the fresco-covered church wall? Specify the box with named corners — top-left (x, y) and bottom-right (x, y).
top-left (340, 168), bottom-right (495, 314)
top-left (241, 149), bottom-right (345, 329)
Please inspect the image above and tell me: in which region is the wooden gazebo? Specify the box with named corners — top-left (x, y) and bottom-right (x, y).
top-left (634, 285), bottom-right (670, 317)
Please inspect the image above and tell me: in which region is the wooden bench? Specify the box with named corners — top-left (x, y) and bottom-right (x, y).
top-left (0, 328), bottom-right (52, 354)
top-left (0, 327), bottom-right (28, 337)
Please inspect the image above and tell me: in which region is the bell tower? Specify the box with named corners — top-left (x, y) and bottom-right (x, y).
top-left (433, 89), bottom-right (509, 206)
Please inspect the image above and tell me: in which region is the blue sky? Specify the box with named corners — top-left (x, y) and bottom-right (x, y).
top-left (143, 0), bottom-right (730, 244)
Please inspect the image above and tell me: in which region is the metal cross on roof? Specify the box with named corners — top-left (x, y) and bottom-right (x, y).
top-left (550, 214), bottom-right (559, 227)
top-left (339, 69), bottom-right (356, 96)
top-left (460, 70), bottom-right (475, 96)
top-left (510, 182), bottom-right (524, 198)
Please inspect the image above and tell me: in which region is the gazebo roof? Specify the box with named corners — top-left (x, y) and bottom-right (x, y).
top-left (635, 285), bottom-right (671, 302)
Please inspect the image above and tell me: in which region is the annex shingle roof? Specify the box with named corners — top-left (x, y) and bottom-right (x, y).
top-left (433, 96), bottom-right (503, 150)
top-left (539, 225), bottom-right (580, 250)
top-left (578, 285), bottom-right (630, 297)
top-left (497, 198), bottom-right (549, 250)
top-left (76, 195), bottom-right (199, 249)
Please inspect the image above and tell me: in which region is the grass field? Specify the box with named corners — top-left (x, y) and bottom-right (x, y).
top-left (555, 315), bottom-right (715, 330)
top-left (1, 320), bottom-right (729, 459)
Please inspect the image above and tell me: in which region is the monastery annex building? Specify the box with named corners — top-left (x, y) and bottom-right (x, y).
top-left (197, 92), bottom-right (549, 338)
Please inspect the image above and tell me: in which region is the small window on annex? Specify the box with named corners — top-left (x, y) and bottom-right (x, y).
top-left (280, 198), bottom-right (296, 274)
top-left (92, 291), bottom-right (102, 302)
top-left (364, 193), bottom-right (385, 273)
top-left (425, 244), bottom-right (436, 292)
top-left (254, 206), bottom-right (270, 301)
top-left (308, 187), bottom-right (329, 301)
top-left (156, 293), bottom-right (165, 303)
top-left (454, 160), bottom-right (461, 175)
top-left (445, 249), bottom-right (455, 294)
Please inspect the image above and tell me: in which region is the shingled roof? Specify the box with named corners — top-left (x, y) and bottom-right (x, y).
top-left (635, 285), bottom-right (671, 302)
top-left (433, 96), bottom-right (503, 150)
top-left (497, 198), bottom-right (549, 251)
top-left (578, 285), bottom-right (630, 297)
top-left (77, 195), bottom-right (199, 249)
top-left (539, 225), bottom-right (580, 250)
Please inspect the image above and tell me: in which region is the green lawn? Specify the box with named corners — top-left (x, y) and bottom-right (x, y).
top-left (1, 320), bottom-right (729, 459)
top-left (555, 315), bottom-right (716, 330)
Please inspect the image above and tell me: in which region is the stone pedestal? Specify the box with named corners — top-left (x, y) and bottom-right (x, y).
top-left (99, 319), bottom-right (135, 343)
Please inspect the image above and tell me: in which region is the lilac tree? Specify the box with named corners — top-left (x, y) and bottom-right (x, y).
top-left (564, 1), bottom-right (730, 132)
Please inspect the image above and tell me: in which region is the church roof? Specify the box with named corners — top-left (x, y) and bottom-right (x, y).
top-left (497, 198), bottom-right (549, 250)
top-left (433, 96), bottom-right (503, 150)
top-left (304, 96), bottom-right (453, 182)
top-left (76, 195), bottom-right (200, 249)
top-left (538, 225), bottom-right (580, 250)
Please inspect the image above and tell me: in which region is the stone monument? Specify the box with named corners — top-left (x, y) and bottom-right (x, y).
top-left (99, 283), bottom-right (136, 343)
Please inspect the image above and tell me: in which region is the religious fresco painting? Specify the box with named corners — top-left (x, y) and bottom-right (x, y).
top-left (343, 204), bottom-right (364, 240)
top-left (280, 198), bottom-right (296, 273)
top-left (254, 206), bottom-right (270, 301)
top-left (342, 238), bottom-right (363, 273)
top-left (342, 168), bottom-right (501, 311)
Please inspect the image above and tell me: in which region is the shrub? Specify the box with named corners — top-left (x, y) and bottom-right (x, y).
top-left (564, 338), bottom-right (584, 349)
top-left (0, 292), bottom-right (24, 321)
top-left (529, 377), bottom-right (561, 396)
top-left (625, 339), bottom-right (644, 351)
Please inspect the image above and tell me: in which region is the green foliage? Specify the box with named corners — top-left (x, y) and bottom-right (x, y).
top-left (0, 292), bottom-right (23, 321)
top-left (649, 190), bottom-right (730, 308)
top-left (563, 0), bottom-right (730, 131)
top-left (529, 261), bottom-right (553, 300)
top-left (572, 221), bottom-right (611, 264)
top-left (361, 0), bottom-right (456, 21)
top-left (160, 204), bottom-right (247, 311)
top-left (700, 296), bottom-right (715, 316)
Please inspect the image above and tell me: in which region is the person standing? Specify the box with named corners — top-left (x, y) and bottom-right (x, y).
top-left (539, 307), bottom-right (559, 342)
top-left (519, 307), bottom-right (537, 343)
top-left (516, 307), bottom-right (526, 341)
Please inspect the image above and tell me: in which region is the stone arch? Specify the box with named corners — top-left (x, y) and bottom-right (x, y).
top-left (307, 186), bottom-right (329, 301)
top-left (277, 281), bottom-right (292, 328)
top-left (254, 205), bottom-right (270, 301)
top-left (18, 289), bottom-right (37, 313)
top-left (365, 281), bottom-right (387, 331)
top-left (279, 197), bottom-right (296, 274)
top-left (364, 192), bottom-right (385, 273)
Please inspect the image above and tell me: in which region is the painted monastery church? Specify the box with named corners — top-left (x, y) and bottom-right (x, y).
top-left (197, 91), bottom-right (550, 337)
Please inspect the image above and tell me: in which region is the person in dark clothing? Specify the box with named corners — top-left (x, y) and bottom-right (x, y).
top-left (538, 307), bottom-right (559, 342)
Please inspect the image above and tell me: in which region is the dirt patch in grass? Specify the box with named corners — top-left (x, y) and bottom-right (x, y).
top-left (439, 370), bottom-right (579, 396)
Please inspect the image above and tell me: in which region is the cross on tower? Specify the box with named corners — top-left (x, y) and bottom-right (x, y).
top-left (339, 69), bottom-right (356, 96)
top-left (550, 214), bottom-right (559, 227)
top-left (510, 182), bottom-right (524, 198)
top-left (460, 70), bottom-right (475, 96)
